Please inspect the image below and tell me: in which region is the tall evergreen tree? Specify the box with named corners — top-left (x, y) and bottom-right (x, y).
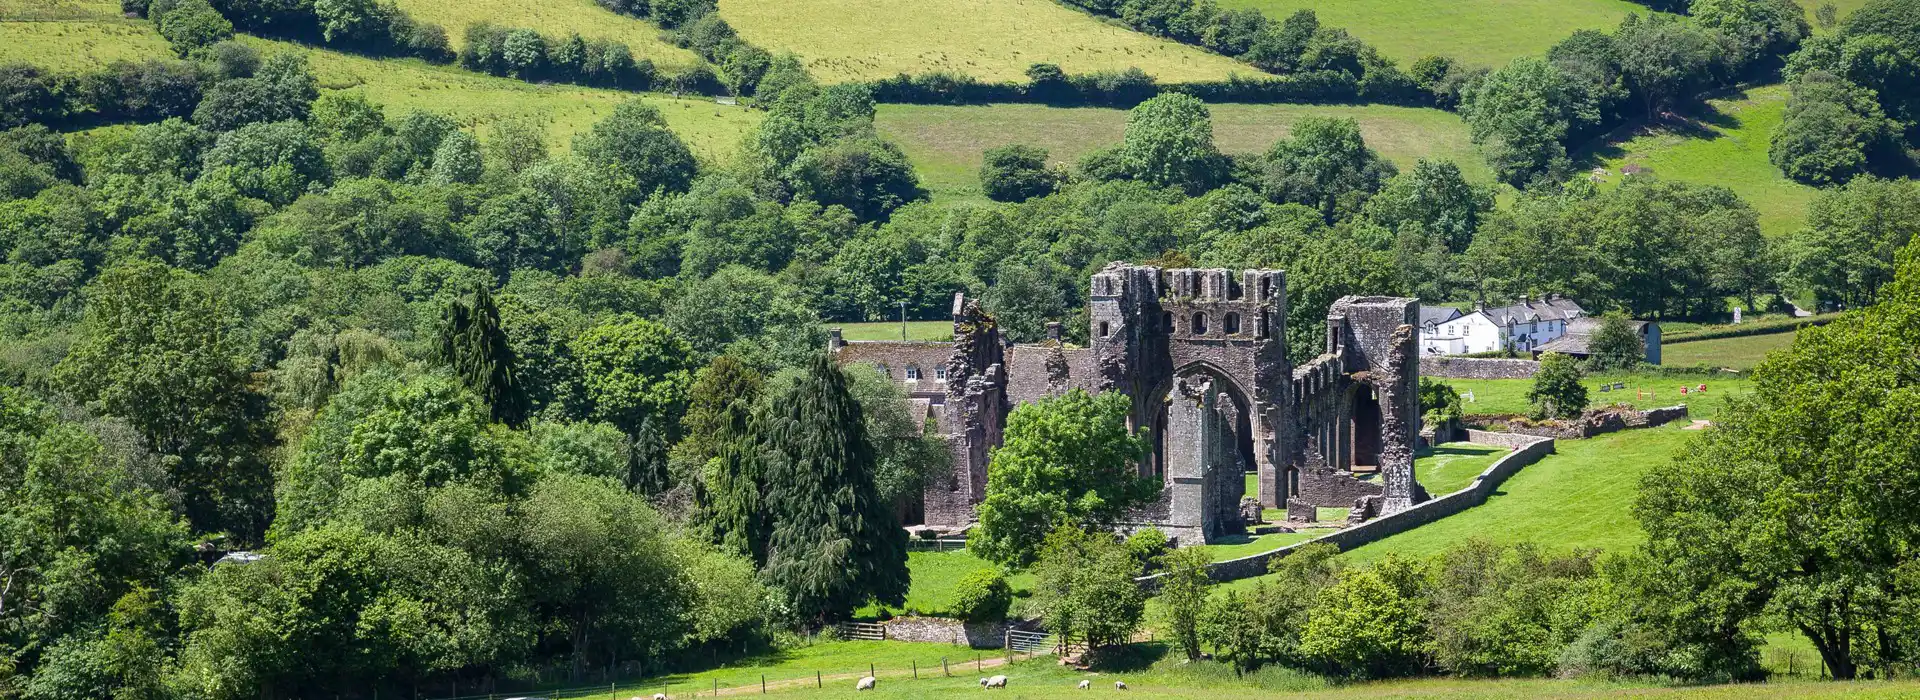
top-left (683, 357), bottom-right (770, 560)
top-left (437, 284), bottom-right (528, 426)
top-left (760, 353), bottom-right (908, 623)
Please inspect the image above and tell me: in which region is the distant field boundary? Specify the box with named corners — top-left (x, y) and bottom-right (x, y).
top-left (1138, 430), bottom-right (1558, 589)
top-left (859, 70), bottom-right (1435, 109)
top-left (1664, 313), bottom-right (1838, 344)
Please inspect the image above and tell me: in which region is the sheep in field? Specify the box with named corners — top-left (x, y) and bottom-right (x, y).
top-left (980, 674), bottom-right (1008, 688)
top-left (1115, 680), bottom-right (1129, 689)
top-left (1077, 680), bottom-right (1091, 689)
top-left (857, 676), bottom-right (877, 691)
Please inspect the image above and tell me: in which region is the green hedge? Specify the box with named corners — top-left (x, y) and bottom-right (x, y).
top-left (1663, 314), bottom-right (1839, 344)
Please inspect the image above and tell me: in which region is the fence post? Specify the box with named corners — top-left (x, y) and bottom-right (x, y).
top-left (869, 663), bottom-right (874, 678)
top-left (912, 660), bottom-right (917, 679)
top-left (816, 671), bottom-right (821, 688)
top-left (713, 678), bottom-right (717, 696)
top-left (943, 657), bottom-right (949, 677)
top-left (761, 674), bottom-right (766, 694)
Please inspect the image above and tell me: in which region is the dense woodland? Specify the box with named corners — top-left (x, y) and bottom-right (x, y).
top-left (1, 0), bottom-right (1919, 694)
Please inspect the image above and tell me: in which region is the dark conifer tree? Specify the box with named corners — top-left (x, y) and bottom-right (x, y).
top-left (684, 356), bottom-right (770, 561)
top-left (761, 353), bottom-right (908, 623)
top-left (437, 284), bottom-right (529, 426)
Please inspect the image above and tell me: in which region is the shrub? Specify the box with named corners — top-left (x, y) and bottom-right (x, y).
top-left (1526, 352), bottom-right (1586, 420)
top-left (950, 568), bottom-right (1012, 623)
top-left (1125, 527), bottom-right (1170, 573)
top-left (979, 144), bottom-right (1059, 203)
top-left (155, 0), bottom-right (234, 56)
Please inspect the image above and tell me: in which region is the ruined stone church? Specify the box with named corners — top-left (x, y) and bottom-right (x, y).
top-left (829, 264), bottom-right (1428, 545)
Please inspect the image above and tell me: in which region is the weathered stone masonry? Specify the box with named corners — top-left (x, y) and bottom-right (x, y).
top-left (831, 264), bottom-right (1428, 545)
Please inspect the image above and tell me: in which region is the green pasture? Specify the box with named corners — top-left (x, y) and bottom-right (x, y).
top-left (589, 639), bottom-right (1920, 698)
top-left (1215, 0), bottom-right (1648, 68)
top-left (1413, 441), bottom-right (1508, 495)
top-left (0, 18), bottom-right (175, 71)
top-left (1664, 330), bottom-right (1799, 370)
top-left (1585, 84), bottom-right (1817, 238)
top-left (857, 549), bottom-right (1036, 619)
top-left (833, 320), bottom-right (953, 342)
top-left (877, 102), bottom-right (1486, 200)
top-left (1440, 370), bottom-right (1752, 421)
top-left (385, 0), bottom-right (701, 68)
top-left (716, 0), bottom-right (1249, 84)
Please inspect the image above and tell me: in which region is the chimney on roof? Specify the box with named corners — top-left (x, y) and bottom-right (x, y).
top-left (1549, 293), bottom-right (1561, 302)
top-left (1045, 322), bottom-right (1062, 343)
top-left (828, 328), bottom-right (845, 352)
top-left (1473, 299), bottom-right (1484, 312)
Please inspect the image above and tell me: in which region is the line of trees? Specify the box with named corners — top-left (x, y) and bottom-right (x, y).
top-left (460, 24), bottom-right (660, 91)
top-left (134, 0), bottom-right (452, 62)
top-left (1769, 0), bottom-right (1920, 185)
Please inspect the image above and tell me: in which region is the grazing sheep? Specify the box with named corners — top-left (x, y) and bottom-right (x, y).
top-left (856, 676), bottom-right (877, 691)
top-left (1077, 680), bottom-right (1091, 689)
top-left (653, 695), bottom-right (668, 700)
top-left (980, 674), bottom-right (1008, 688)
top-left (1115, 681), bottom-right (1129, 690)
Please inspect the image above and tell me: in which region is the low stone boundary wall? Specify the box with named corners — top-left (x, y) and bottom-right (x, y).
top-left (1467, 405), bottom-right (1688, 440)
top-left (1140, 431), bottom-right (1558, 589)
top-left (881, 616), bottom-right (1012, 648)
top-left (1420, 357), bottom-right (1539, 379)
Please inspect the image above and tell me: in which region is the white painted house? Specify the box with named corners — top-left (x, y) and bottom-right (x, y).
top-left (1420, 295), bottom-right (1587, 356)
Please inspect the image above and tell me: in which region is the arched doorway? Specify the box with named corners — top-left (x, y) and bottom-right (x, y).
top-left (1350, 386), bottom-right (1382, 473)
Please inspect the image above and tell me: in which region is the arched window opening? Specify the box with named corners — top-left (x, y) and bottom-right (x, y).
top-left (1223, 312), bottom-right (1241, 335)
top-left (1098, 321), bottom-right (1111, 338)
top-left (1162, 312), bottom-right (1175, 332)
top-left (1191, 312), bottom-right (1209, 335)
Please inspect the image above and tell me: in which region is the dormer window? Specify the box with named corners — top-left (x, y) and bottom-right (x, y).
top-left (935, 366), bottom-right (947, 380)
top-left (876, 364), bottom-right (891, 379)
top-left (905, 365), bottom-right (921, 380)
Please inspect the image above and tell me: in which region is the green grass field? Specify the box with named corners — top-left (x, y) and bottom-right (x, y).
top-left (1340, 426), bottom-right (1696, 564)
top-left (1585, 84), bottom-right (1818, 238)
top-left (859, 549), bottom-right (1036, 618)
top-left (385, 0), bottom-right (701, 69)
top-left (1414, 441), bottom-right (1509, 495)
top-left (716, 0), bottom-right (1251, 84)
top-left (877, 102), bottom-right (1487, 200)
top-left (0, 14), bottom-right (760, 162)
top-left (587, 639), bottom-right (1920, 698)
top-left (834, 321), bottom-right (954, 341)
top-left (1442, 370), bottom-right (1752, 421)
top-left (1664, 331), bottom-right (1799, 370)
top-left (1215, 0), bottom-right (1649, 67)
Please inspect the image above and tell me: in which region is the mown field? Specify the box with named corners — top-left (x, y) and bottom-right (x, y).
top-left (1664, 331), bottom-right (1799, 370)
top-left (384, 0), bottom-right (701, 68)
top-left (877, 102), bottom-right (1487, 199)
top-left (586, 639), bottom-right (1920, 699)
top-left (1586, 84), bottom-right (1817, 238)
top-left (1441, 370), bottom-right (1752, 421)
top-left (834, 320), bottom-right (954, 341)
top-left (716, 0), bottom-right (1250, 83)
top-left (0, 12), bottom-right (761, 161)
top-left (1215, 0), bottom-right (1647, 67)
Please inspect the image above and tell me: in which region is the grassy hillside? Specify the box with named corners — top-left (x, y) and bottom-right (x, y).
top-left (1215, 0), bottom-right (1647, 67)
top-left (0, 12), bottom-right (759, 161)
top-left (280, 39), bottom-right (760, 160)
top-left (877, 102), bottom-right (1487, 199)
top-left (716, 0), bottom-right (1251, 83)
top-left (1585, 84), bottom-right (1817, 238)
top-left (1443, 370), bottom-right (1752, 421)
top-left (1664, 330), bottom-right (1798, 370)
top-left (383, 0), bottom-right (702, 69)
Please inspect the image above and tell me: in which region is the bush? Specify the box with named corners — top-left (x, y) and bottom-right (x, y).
top-left (979, 144), bottom-right (1059, 203)
top-left (1526, 352), bottom-right (1587, 420)
top-left (155, 0), bottom-right (234, 56)
top-left (950, 568), bottom-right (1012, 623)
top-left (0, 63), bottom-right (67, 130)
top-left (1125, 527), bottom-right (1171, 573)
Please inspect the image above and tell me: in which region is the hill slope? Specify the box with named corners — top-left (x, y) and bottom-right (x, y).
top-left (717, 0), bottom-right (1252, 83)
top-left (877, 102), bottom-right (1487, 199)
top-left (384, 0), bottom-right (702, 69)
top-left (1215, 0), bottom-right (1648, 67)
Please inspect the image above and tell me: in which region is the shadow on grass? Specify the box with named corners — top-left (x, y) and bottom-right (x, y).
top-left (1571, 97), bottom-right (1742, 171)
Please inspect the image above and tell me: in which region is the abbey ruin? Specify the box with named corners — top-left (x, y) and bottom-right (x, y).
top-left (830, 263), bottom-right (1428, 545)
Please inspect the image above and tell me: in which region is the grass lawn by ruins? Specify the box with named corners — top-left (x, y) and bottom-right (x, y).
top-left (877, 102), bottom-right (1486, 200)
top-left (1413, 441), bottom-right (1508, 495)
top-left (832, 320), bottom-right (954, 342)
top-left (1340, 425), bottom-right (1697, 565)
top-left (1584, 84), bottom-right (1817, 238)
top-left (716, 0), bottom-right (1250, 84)
top-left (1664, 330), bottom-right (1799, 370)
top-left (1215, 0), bottom-right (1647, 68)
top-left (858, 549), bottom-right (1036, 618)
top-left (1439, 370), bottom-right (1753, 421)
top-left (384, 0), bottom-right (701, 69)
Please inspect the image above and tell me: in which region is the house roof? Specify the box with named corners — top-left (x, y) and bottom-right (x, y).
top-left (1480, 296), bottom-right (1586, 325)
top-left (1535, 317), bottom-right (1653, 356)
top-left (1419, 306), bottom-right (1462, 328)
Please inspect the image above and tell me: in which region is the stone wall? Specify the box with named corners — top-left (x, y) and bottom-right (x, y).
top-left (1420, 357), bottom-right (1539, 379)
top-left (1467, 405), bottom-right (1689, 440)
top-left (881, 616), bottom-right (1010, 648)
top-left (1140, 431), bottom-right (1558, 588)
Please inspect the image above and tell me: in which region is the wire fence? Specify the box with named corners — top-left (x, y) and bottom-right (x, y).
top-left (423, 642), bottom-right (1056, 700)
